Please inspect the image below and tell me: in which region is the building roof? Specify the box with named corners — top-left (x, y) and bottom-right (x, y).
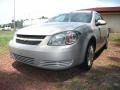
top-left (80, 7), bottom-right (120, 13)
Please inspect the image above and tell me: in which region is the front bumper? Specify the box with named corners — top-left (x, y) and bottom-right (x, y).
top-left (9, 40), bottom-right (81, 70)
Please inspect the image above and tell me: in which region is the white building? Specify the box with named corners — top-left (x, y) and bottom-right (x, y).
top-left (82, 7), bottom-right (120, 32)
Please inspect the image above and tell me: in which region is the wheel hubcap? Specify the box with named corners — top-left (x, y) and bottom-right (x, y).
top-left (87, 46), bottom-right (94, 66)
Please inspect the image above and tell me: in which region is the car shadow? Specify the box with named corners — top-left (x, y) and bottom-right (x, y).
top-left (12, 61), bottom-right (87, 82)
top-left (2, 61), bottom-right (120, 90)
top-left (94, 46), bottom-right (105, 60)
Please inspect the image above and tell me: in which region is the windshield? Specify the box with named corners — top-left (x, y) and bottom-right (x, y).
top-left (48, 12), bottom-right (92, 23)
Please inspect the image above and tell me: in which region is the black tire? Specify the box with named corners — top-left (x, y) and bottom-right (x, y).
top-left (82, 43), bottom-right (95, 70)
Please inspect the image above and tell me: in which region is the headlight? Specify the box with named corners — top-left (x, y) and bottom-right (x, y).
top-left (48, 31), bottom-right (80, 46)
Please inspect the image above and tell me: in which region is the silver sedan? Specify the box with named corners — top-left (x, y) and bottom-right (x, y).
top-left (9, 11), bottom-right (109, 70)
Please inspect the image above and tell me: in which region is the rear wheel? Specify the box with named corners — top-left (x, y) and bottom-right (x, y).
top-left (83, 43), bottom-right (95, 70)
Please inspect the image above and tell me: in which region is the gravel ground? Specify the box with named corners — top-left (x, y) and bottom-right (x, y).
top-left (0, 42), bottom-right (120, 90)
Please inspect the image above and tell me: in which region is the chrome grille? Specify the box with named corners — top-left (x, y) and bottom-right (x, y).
top-left (16, 39), bottom-right (41, 45)
top-left (17, 34), bottom-right (46, 39)
top-left (13, 53), bottom-right (34, 64)
top-left (16, 34), bottom-right (46, 45)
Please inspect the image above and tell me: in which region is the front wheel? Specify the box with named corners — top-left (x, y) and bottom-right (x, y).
top-left (82, 44), bottom-right (95, 70)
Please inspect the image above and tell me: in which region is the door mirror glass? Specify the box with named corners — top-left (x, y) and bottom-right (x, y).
top-left (96, 20), bottom-right (106, 26)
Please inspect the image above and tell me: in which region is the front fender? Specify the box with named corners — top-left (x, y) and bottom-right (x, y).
top-left (78, 31), bottom-right (96, 64)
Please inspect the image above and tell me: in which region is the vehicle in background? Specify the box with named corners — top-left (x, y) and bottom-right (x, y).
top-left (1, 26), bottom-right (13, 31)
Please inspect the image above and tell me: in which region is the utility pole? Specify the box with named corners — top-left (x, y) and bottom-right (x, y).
top-left (14, 0), bottom-right (16, 31)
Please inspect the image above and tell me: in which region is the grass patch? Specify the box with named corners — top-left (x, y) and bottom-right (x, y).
top-left (109, 33), bottom-right (120, 43)
top-left (0, 31), bottom-right (14, 55)
top-left (0, 31), bottom-right (14, 45)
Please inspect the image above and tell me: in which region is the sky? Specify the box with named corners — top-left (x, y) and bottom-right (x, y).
top-left (0, 0), bottom-right (120, 24)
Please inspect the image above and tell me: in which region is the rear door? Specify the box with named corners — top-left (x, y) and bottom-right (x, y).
top-left (98, 13), bottom-right (108, 44)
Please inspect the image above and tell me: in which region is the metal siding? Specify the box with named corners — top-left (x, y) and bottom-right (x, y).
top-left (102, 13), bottom-right (120, 32)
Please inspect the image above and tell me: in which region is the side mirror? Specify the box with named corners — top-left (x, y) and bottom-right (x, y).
top-left (96, 20), bottom-right (106, 26)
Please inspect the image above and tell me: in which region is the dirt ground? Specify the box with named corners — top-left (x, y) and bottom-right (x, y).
top-left (0, 42), bottom-right (120, 90)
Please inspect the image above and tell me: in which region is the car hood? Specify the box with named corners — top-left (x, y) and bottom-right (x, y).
top-left (16, 22), bottom-right (88, 35)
